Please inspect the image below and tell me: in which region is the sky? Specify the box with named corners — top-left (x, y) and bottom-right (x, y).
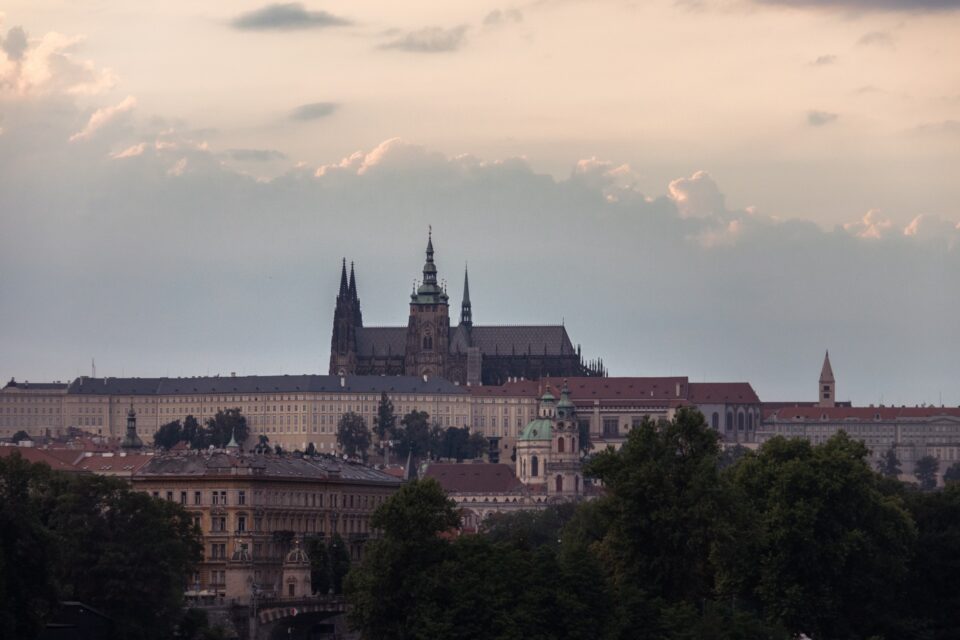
top-left (0, 0), bottom-right (958, 406)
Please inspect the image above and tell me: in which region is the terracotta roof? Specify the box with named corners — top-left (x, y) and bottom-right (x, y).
top-left (424, 462), bottom-right (524, 493)
top-left (75, 453), bottom-right (155, 474)
top-left (765, 406), bottom-right (960, 422)
top-left (470, 376), bottom-right (691, 400)
top-left (688, 382), bottom-right (760, 404)
top-left (0, 446), bottom-right (86, 473)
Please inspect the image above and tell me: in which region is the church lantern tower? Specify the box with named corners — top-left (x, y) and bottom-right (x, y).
top-left (121, 405), bottom-right (143, 450)
top-left (549, 380), bottom-right (582, 496)
top-left (404, 229), bottom-right (450, 379)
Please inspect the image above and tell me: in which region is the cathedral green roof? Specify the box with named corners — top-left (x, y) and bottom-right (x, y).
top-left (519, 418), bottom-right (553, 441)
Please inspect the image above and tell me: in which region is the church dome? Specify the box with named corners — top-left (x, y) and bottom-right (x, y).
top-left (519, 418), bottom-right (553, 441)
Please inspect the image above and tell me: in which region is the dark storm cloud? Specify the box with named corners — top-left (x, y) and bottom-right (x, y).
top-left (1, 26), bottom-right (29, 61)
top-left (290, 102), bottom-right (338, 121)
top-left (379, 26), bottom-right (469, 53)
top-left (231, 3), bottom-right (350, 31)
top-left (807, 110), bottom-right (839, 126)
top-left (756, 0), bottom-right (960, 11)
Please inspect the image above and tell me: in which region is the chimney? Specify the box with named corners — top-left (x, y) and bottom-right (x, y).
top-left (231, 372), bottom-right (236, 377)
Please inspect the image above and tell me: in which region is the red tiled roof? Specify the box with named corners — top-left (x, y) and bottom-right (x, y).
top-left (469, 376), bottom-right (691, 400)
top-left (0, 446), bottom-right (86, 473)
top-left (424, 463), bottom-right (523, 494)
top-left (688, 382), bottom-right (760, 404)
top-left (766, 406), bottom-right (960, 422)
top-left (75, 453), bottom-right (154, 474)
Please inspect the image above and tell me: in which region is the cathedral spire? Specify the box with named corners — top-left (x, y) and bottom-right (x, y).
top-left (460, 263), bottom-right (472, 327)
top-left (338, 258), bottom-right (348, 299)
top-left (348, 261), bottom-right (357, 300)
top-left (349, 262), bottom-right (363, 326)
top-left (818, 350), bottom-right (835, 408)
top-left (411, 227), bottom-right (447, 304)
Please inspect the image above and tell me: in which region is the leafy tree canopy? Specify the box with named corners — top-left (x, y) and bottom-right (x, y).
top-left (337, 412), bottom-right (372, 460)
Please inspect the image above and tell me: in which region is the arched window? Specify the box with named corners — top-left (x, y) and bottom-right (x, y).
top-left (737, 412), bottom-right (745, 431)
top-left (747, 413), bottom-right (753, 430)
top-left (726, 412), bottom-right (733, 431)
top-left (531, 455), bottom-right (539, 477)
top-left (555, 475), bottom-right (563, 493)
top-left (711, 412), bottom-right (719, 429)
top-left (557, 437), bottom-right (565, 453)
top-left (422, 332), bottom-right (433, 351)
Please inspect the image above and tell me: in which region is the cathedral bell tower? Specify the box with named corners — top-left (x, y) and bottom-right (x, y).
top-left (329, 259), bottom-right (363, 375)
top-left (405, 229), bottom-right (450, 379)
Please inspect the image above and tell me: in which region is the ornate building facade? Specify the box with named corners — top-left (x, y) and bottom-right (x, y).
top-left (329, 232), bottom-right (604, 386)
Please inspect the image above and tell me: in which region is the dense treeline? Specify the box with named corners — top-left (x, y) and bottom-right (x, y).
top-left (0, 452), bottom-right (203, 640)
top-left (153, 409), bottom-right (249, 450)
top-left (347, 408), bottom-right (960, 640)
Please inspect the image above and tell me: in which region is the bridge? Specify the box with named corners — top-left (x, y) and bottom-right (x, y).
top-left (192, 595), bottom-right (350, 640)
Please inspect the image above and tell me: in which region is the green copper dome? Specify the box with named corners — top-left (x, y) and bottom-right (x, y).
top-left (519, 418), bottom-right (553, 441)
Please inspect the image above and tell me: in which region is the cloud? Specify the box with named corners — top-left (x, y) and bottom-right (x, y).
top-left (755, 0), bottom-right (960, 11)
top-left (911, 120), bottom-right (960, 135)
top-left (807, 110), bottom-right (838, 126)
top-left (224, 148), bottom-right (288, 162)
top-left (668, 170), bottom-right (726, 218)
top-left (380, 26), bottom-right (469, 53)
top-left (110, 142), bottom-right (147, 159)
top-left (0, 30), bottom-right (116, 96)
top-left (903, 214), bottom-right (960, 249)
top-left (2, 26), bottom-right (28, 61)
top-left (69, 95), bottom-right (136, 142)
top-left (231, 3), bottom-right (350, 31)
top-left (290, 102), bottom-right (338, 121)
top-left (844, 209), bottom-right (892, 238)
top-left (858, 31), bottom-right (895, 48)
top-left (811, 54), bottom-right (837, 66)
top-left (483, 9), bottom-right (523, 27)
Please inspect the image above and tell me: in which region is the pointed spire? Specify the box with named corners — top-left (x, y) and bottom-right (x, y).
top-left (226, 426), bottom-right (239, 450)
top-left (820, 350), bottom-right (835, 383)
top-left (338, 258), bottom-right (348, 298)
top-left (348, 261), bottom-right (357, 300)
top-left (460, 263), bottom-right (472, 326)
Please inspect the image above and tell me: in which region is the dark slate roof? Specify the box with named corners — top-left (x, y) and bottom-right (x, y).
top-left (66, 374), bottom-right (467, 396)
top-left (3, 379), bottom-right (68, 391)
top-left (424, 462), bottom-right (524, 493)
top-left (357, 325), bottom-right (576, 357)
top-left (135, 452), bottom-right (402, 486)
top-left (687, 382), bottom-right (760, 404)
top-left (356, 327), bottom-right (406, 357)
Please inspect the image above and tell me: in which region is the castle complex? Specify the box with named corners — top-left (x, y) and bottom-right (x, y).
top-left (329, 232), bottom-right (604, 386)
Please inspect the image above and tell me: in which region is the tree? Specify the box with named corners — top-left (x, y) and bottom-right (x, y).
top-left (337, 412), bottom-right (371, 460)
top-left (306, 535), bottom-right (331, 594)
top-left (467, 431), bottom-right (488, 460)
top-left (255, 434), bottom-right (270, 454)
top-left (183, 415), bottom-right (202, 448)
top-left (394, 410), bottom-right (431, 460)
top-left (328, 533), bottom-right (351, 594)
top-left (11, 429), bottom-right (31, 443)
top-left (944, 462), bottom-right (960, 485)
top-left (717, 443), bottom-right (749, 470)
top-left (724, 433), bottom-right (916, 639)
top-left (915, 455), bottom-right (940, 490)
top-left (0, 451), bottom-right (58, 639)
top-left (204, 408), bottom-right (248, 448)
top-left (373, 391), bottom-right (396, 443)
top-left (153, 419), bottom-right (182, 450)
top-left (305, 442), bottom-right (317, 457)
top-left (877, 447), bottom-right (902, 479)
top-left (346, 478), bottom-right (459, 640)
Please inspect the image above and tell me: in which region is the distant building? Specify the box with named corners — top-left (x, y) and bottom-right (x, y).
top-left (516, 382), bottom-right (584, 496)
top-left (131, 451), bottom-right (400, 602)
top-left (329, 232), bottom-right (604, 386)
top-left (0, 378), bottom-right (68, 439)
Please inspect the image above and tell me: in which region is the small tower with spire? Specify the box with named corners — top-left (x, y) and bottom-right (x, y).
top-left (460, 263), bottom-right (472, 327)
top-left (121, 405), bottom-right (144, 450)
top-left (818, 350), bottom-right (835, 408)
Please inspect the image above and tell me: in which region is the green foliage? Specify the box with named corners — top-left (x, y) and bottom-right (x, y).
top-left (877, 447), bottom-right (902, 478)
top-left (374, 391), bottom-right (396, 442)
top-left (153, 419), bottom-right (182, 449)
top-left (306, 535), bottom-right (332, 594)
top-left (337, 411), bottom-right (372, 460)
top-left (346, 478), bottom-right (459, 640)
top-left (944, 461), bottom-right (960, 485)
top-left (0, 451), bottom-right (58, 639)
top-left (305, 442), bottom-right (317, 456)
top-left (915, 455), bottom-right (940, 490)
top-left (717, 443), bottom-right (749, 470)
top-left (724, 433), bottom-right (917, 639)
top-left (432, 426), bottom-right (487, 462)
top-left (481, 503), bottom-right (578, 549)
top-left (328, 533), bottom-right (351, 594)
top-left (393, 410), bottom-right (431, 460)
top-left (0, 452), bottom-right (201, 640)
top-left (203, 408), bottom-right (248, 447)
top-left (11, 429), bottom-right (31, 443)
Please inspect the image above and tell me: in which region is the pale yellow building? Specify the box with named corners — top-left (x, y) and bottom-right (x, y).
top-left (0, 379), bottom-right (68, 439)
top-left (131, 451), bottom-right (401, 603)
